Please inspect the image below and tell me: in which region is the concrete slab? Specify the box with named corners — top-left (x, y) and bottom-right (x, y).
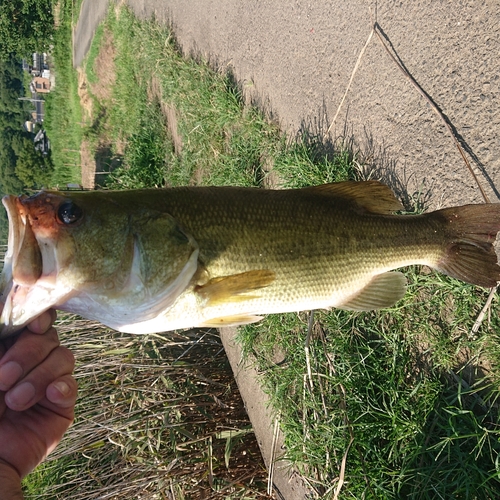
top-left (220, 327), bottom-right (314, 500)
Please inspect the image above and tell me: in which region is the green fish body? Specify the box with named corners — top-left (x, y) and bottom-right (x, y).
top-left (1, 181), bottom-right (499, 336)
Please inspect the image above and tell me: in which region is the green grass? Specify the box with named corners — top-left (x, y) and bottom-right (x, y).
top-left (22, 3), bottom-right (500, 500)
top-left (239, 274), bottom-right (500, 498)
top-left (82, 22), bottom-right (104, 86)
top-left (82, 7), bottom-right (293, 190)
top-left (84, 7), bottom-right (359, 192)
top-left (43, 0), bottom-right (83, 186)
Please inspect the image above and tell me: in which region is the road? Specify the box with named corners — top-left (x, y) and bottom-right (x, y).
top-left (72, 0), bottom-right (109, 69)
top-left (128, 0), bottom-right (500, 210)
top-left (75, 0), bottom-right (500, 208)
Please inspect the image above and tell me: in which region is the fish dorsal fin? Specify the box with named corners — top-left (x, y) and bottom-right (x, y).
top-left (340, 271), bottom-right (407, 311)
top-left (305, 181), bottom-right (404, 214)
top-left (200, 314), bottom-right (264, 328)
top-left (196, 270), bottom-right (275, 306)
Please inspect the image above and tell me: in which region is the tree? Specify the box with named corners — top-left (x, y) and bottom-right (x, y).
top-left (12, 134), bottom-right (53, 188)
top-left (0, 57), bottom-right (27, 125)
top-left (0, 143), bottom-right (23, 194)
top-left (0, 0), bottom-right (54, 58)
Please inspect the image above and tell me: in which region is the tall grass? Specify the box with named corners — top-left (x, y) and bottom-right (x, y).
top-left (43, 0), bottom-right (83, 186)
top-left (82, 8), bottom-right (288, 190)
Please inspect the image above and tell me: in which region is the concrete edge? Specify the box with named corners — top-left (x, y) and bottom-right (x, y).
top-left (220, 327), bottom-right (314, 500)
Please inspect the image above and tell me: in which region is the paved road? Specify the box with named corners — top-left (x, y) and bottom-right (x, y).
top-left (127, 0), bottom-right (500, 210)
top-left (74, 0), bottom-right (500, 208)
top-left (72, 0), bottom-right (109, 68)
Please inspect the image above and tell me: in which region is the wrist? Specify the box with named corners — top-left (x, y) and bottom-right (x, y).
top-left (0, 462), bottom-right (23, 500)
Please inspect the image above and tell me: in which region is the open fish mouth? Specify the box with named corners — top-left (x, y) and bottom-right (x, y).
top-left (0, 195), bottom-right (68, 337)
top-left (1, 195), bottom-right (41, 336)
top-left (2, 196), bottom-right (43, 286)
top-left (0, 190), bottom-right (202, 338)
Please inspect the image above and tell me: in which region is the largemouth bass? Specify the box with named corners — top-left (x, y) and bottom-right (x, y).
top-left (1, 181), bottom-right (499, 338)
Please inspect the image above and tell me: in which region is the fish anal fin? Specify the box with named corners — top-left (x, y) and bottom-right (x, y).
top-left (196, 270), bottom-right (275, 306)
top-left (200, 314), bottom-right (264, 328)
top-left (307, 180), bottom-right (404, 214)
top-left (340, 271), bottom-right (407, 311)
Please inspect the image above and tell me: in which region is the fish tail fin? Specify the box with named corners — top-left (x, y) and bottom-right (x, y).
top-left (432, 204), bottom-right (500, 287)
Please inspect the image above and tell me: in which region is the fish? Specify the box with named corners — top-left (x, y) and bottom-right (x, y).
top-left (0, 181), bottom-right (499, 338)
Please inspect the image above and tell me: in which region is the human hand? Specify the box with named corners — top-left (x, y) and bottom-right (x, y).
top-left (0, 309), bottom-right (77, 499)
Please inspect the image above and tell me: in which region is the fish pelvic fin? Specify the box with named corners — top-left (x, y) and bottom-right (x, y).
top-left (200, 314), bottom-right (264, 328)
top-left (340, 271), bottom-right (407, 311)
top-left (195, 269), bottom-right (275, 306)
top-left (432, 204), bottom-right (500, 288)
top-left (305, 180), bottom-right (404, 214)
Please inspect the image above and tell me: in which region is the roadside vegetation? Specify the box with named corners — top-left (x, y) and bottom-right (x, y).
top-left (21, 3), bottom-right (500, 500)
top-left (42, 0), bottom-right (83, 185)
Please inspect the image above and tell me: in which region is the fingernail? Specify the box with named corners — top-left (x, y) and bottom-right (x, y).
top-left (52, 380), bottom-right (70, 397)
top-left (7, 382), bottom-right (36, 408)
top-left (0, 361), bottom-right (23, 390)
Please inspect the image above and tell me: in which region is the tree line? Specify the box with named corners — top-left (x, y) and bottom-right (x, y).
top-left (0, 0), bottom-right (56, 198)
top-left (0, 57), bottom-right (53, 196)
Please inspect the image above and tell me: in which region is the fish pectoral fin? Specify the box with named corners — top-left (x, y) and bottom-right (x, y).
top-left (195, 270), bottom-right (275, 306)
top-left (308, 180), bottom-right (404, 214)
top-left (199, 314), bottom-right (264, 328)
top-left (340, 271), bottom-right (407, 311)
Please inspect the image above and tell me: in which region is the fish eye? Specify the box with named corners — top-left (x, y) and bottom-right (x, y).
top-left (57, 201), bottom-right (83, 225)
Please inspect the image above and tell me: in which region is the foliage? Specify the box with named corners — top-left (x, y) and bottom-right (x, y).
top-left (0, 0), bottom-right (54, 58)
top-left (22, 318), bottom-right (269, 499)
top-left (11, 134), bottom-right (53, 188)
top-left (42, 0), bottom-right (82, 185)
top-left (0, 56), bottom-right (35, 196)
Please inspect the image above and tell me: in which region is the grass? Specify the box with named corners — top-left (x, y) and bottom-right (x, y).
top-left (80, 7), bottom-right (293, 190)
top-left (23, 317), bottom-right (268, 499)
top-left (43, 0), bottom-right (83, 186)
top-left (22, 3), bottom-right (500, 500)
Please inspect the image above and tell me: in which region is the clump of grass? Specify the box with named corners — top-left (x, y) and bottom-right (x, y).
top-left (23, 317), bottom-right (268, 499)
top-left (82, 23), bottom-right (105, 87)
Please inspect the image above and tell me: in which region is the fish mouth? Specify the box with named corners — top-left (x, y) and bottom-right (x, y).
top-left (0, 195), bottom-right (63, 338)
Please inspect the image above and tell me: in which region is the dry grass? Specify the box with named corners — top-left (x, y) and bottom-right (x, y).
top-left (27, 315), bottom-right (270, 499)
top-left (91, 29), bottom-right (116, 103)
top-left (80, 140), bottom-right (95, 189)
